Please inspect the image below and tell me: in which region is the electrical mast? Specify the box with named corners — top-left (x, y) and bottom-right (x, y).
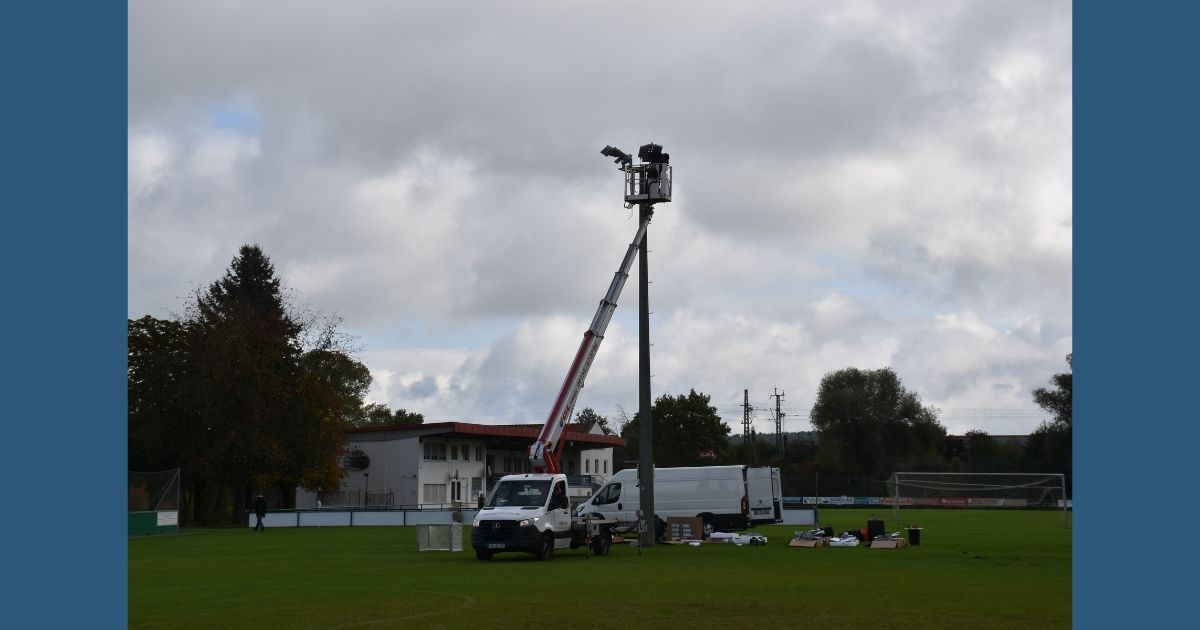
top-left (771, 388), bottom-right (786, 457)
top-left (742, 389), bottom-right (753, 464)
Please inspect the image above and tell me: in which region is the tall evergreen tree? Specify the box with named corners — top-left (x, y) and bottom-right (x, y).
top-left (185, 245), bottom-right (302, 522)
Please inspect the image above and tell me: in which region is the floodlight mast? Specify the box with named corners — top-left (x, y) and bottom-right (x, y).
top-left (527, 145), bottom-right (672, 489)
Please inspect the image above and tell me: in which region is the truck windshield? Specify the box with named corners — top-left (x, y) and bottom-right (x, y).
top-left (487, 479), bottom-right (552, 508)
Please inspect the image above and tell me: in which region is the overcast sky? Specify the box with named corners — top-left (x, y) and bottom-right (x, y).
top-left (128, 0), bottom-right (1071, 437)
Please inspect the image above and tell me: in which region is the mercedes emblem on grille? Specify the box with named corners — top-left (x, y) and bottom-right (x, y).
top-left (492, 522), bottom-right (501, 530)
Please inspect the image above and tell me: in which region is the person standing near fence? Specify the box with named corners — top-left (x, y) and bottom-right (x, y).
top-left (253, 493), bottom-right (267, 531)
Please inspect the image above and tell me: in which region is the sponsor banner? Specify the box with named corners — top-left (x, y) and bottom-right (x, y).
top-left (968, 498), bottom-right (1027, 508)
top-left (915, 497), bottom-right (968, 507)
top-left (785, 496), bottom-right (887, 506)
top-left (157, 510), bottom-right (178, 526)
top-left (786, 496), bottom-right (1057, 508)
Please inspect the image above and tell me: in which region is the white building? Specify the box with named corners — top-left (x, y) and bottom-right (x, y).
top-left (296, 420), bottom-right (623, 509)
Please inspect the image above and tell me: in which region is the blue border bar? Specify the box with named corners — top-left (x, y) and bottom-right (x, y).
top-left (1076, 3), bottom-right (1199, 627)
top-left (3, 4), bottom-right (128, 627)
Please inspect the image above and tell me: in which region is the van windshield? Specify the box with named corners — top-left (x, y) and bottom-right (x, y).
top-left (487, 479), bottom-right (551, 508)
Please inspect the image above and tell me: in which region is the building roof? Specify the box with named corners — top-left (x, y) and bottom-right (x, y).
top-left (346, 421), bottom-right (625, 450)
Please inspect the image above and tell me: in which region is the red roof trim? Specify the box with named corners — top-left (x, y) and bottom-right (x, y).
top-left (345, 421), bottom-right (625, 447)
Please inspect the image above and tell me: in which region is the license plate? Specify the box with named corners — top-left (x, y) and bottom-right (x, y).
top-left (487, 543), bottom-right (505, 549)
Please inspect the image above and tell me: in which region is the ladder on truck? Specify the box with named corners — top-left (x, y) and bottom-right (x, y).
top-left (528, 216), bottom-right (650, 473)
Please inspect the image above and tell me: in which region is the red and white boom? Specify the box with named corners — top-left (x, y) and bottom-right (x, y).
top-left (528, 216), bottom-right (650, 473)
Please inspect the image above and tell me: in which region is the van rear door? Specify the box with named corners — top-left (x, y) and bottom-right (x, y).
top-left (747, 467), bottom-right (781, 524)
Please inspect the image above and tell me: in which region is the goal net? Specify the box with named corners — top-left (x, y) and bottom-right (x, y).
top-left (416, 523), bottom-right (464, 552)
top-left (886, 472), bottom-right (1067, 525)
top-left (129, 469), bottom-right (181, 536)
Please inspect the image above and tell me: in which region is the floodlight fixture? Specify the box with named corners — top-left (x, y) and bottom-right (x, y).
top-left (601, 145), bottom-right (633, 166)
top-left (637, 143), bottom-right (669, 164)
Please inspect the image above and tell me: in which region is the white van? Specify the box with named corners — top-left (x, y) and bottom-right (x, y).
top-left (746, 466), bottom-right (783, 525)
top-left (574, 465), bottom-right (752, 535)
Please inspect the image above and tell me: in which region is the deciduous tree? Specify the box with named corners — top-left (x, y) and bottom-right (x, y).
top-left (1032, 353), bottom-right (1072, 427)
top-left (1027, 353), bottom-right (1072, 478)
top-left (621, 390), bottom-right (731, 467)
top-left (574, 407), bottom-right (614, 435)
top-left (809, 367), bottom-right (945, 477)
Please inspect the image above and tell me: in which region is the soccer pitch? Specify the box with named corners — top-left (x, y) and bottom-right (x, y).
top-left (129, 508), bottom-right (1070, 629)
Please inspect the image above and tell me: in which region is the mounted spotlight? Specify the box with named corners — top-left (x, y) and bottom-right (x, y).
top-left (601, 142), bottom-right (672, 205)
top-left (601, 145), bottom-right (633, 166)
top-left (637, 143), bottom-right (669, 165)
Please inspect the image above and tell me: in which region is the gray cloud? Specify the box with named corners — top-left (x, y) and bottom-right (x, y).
top-left (129, 0), bottom-right (1071, 435)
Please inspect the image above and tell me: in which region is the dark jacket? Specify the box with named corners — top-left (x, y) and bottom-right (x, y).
top-left (253, 495), bottom-right (267, 517)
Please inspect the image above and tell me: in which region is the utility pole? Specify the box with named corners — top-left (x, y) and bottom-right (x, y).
top-left (742, 389), bottom-right (753, 464)
top-left (771, 388), bottom-right (785, 458)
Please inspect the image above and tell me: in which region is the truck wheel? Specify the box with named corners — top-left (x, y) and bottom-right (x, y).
top-left (699, 513), bottom-right (715, 539)
top-left (475, 548), bottom-right (493, 561)
top-left (655, 516), bottom-right (666, 541)
top-left (534, 533), bottom-right (555, 561)
top-left (592, 532), bottom-right (612, 556)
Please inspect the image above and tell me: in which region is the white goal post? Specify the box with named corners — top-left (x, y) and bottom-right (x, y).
top-left (886, 472), bottom-right (1068, 526)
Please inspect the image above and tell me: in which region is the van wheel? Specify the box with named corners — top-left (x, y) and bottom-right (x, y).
top-left (655, 516), bottom-right (666, 541)
top-left (699, 514), bottom-right (715, 538)
top-left (534, 533), bottom-right (555, 561)
top-left (475, 548), bottom-right (493, 561)
top-left (592, 531), bottom-right (612, 556)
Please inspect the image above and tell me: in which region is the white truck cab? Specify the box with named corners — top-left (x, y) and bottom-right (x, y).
top-left (471, 473), bottom-right (612, 561)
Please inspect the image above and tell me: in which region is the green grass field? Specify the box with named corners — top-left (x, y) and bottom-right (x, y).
top-left (129, 508), bottom-right (1070, 629)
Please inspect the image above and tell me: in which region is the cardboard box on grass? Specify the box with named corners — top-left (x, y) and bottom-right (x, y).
top-left (789, 538), bottom-right (825, 548)
top-left (666, 517), bottom-right (704, 541)
top-left (869, 538), bottom-right (907, 549)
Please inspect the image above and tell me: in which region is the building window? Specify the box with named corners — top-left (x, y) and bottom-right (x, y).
top-left (423, 442), bottom-right (446, 461)
top-left (475, 446), bottom-right (483, 462)
top-left (471, 477), bottom-right (482, 495)
top-left (451, 445), bottom-right (459, 461)
top-left (422, 484), bottom-right (447, 504)
top-left (585, 459), bottom-right (590, 474)
top-left (604, 460), bottom-right (608, 474)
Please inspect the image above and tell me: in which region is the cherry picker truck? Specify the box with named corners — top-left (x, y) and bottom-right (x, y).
top-left (470, 144), bottom-right (671, 561)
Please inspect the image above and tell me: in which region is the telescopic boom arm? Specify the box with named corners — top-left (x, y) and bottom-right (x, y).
top-left (528, 215), bottom-right (650, 473)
